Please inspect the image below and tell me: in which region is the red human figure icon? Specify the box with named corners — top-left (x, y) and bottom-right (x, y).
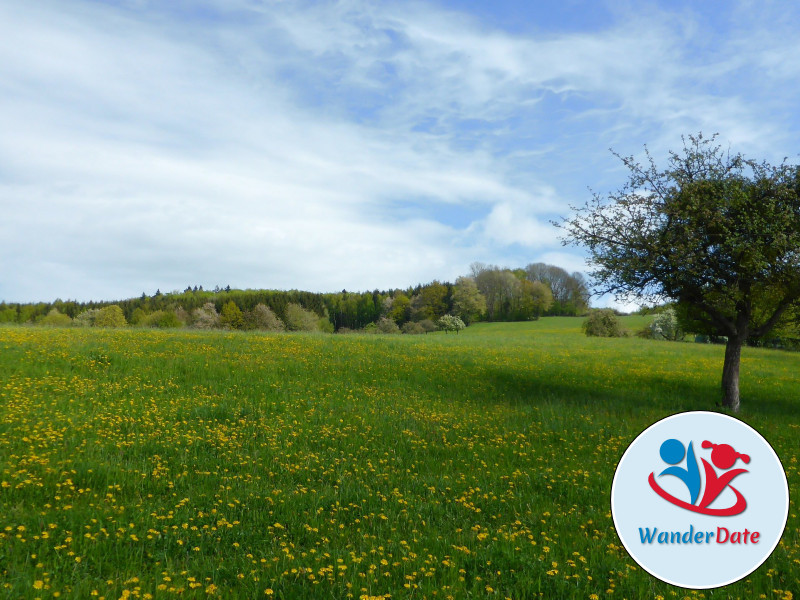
top-left (698, 441), bottom-right (750, 510)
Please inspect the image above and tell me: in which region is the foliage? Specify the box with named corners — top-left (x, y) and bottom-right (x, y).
top-left (437, 314), bottom-right (466, 334)
top-left (74, 309), bottom-right (100, 327)
top-left (472, 264), bottom-right (560, 321)
top-left (401, 321), bottom-right (425, 335)
top-left (410, 280), bottom-right (450, 321)
top-left (375, 316), bottom-right (401, 334)
top-left (190, 302), bottom-right (220, 329)
top-left (39, 308), bottom-right (72, 327)
top-left (385, 293), bottom-right (411, 324)
top-left (562, 133), bottom-right (800, 411)
top-left (245, 304), bottom-right (285, 332)
top-left (0, 307), bottom-right (17, 323)
top-left (524, 263), bottom-right (590, 315)
top-left (649, 307), bottom-right (684, 341)
top-left (129, 307), bottom-right (147, 325)
top-left (219, 300), bottom-right (245, 330)
top-left (418, 319), bottom-right (437, 333)
top-left (284, 303), bottom-right (320, 332)
top-left (140, 310), bottom-right (183, 329)
top-left (94, 305), bottom-right (127, 328)
top-left (582, 309), bottom-right (625, 337)
top-left (451, 276), bottom-right (486, 324)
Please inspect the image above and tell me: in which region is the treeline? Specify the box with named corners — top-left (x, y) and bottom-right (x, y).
top-left (0, 262), bottom-right (590, 332)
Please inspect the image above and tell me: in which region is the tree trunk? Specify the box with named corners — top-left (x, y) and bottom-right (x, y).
top-left (721, 337), bottom-right (743, 412)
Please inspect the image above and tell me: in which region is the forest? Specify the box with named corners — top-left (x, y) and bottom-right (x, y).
top-left (0, 262), bottom-right (589, 333)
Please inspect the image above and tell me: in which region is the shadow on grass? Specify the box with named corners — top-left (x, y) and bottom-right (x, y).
top-left (466, 363), bottom-right (800, 421)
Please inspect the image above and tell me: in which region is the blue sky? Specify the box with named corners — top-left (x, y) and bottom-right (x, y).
top-left (1, 0), bottom-right (799, 305)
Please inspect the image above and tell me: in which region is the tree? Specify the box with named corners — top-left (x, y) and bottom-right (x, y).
top-left (452, 276), bottom-right (486, 324)
top-left (94, 305), bottom-right (127, 328)
top-left (516, 279), bottom-right (553, 320)
top-left (474, 266), bottom-right (517, 321)
top-left (524, 263), bottom-right (589, 315)
top-left (561, 133), bottom-right (800, 411)
top-left (410, 281), bottom-right (450, 321)
top-left (650, 307), bottom-right (684, 341)
top-left (386, 293), bottom-right (411, 324)
top-left (219, 301), bottom-right (244, 329)
top-left (437, 314), bottom-right (466, 333)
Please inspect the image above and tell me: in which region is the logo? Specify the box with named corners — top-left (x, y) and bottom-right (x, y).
top-left (648, 439), bottom-right (750, 516)
top-left (611, 412), bottom-right (789, 589)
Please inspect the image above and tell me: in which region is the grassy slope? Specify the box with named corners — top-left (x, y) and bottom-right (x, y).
top-left (0, 319), bottom-right (797, 599)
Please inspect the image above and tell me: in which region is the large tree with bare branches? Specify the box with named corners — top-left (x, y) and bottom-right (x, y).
top-left (560, 133), bottom-right (800, 412)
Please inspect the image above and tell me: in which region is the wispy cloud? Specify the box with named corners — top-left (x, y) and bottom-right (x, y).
top-left (1, 0), bottom-right (798, 302)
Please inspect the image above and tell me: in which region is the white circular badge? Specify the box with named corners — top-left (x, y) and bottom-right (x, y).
top-left (611, 411), bottom-right (789, 589)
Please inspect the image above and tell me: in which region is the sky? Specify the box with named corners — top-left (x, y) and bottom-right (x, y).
top-left (1, 0), bottom-right (799, 306)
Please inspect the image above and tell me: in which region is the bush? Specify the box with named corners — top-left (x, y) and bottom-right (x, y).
top-left (318, 317), bottom-right (334, 333)
top-left (191, 303), bottom-right (220, 329)
top-left (40, 308), bottom-right (72, 327)
top-left (219, 301), bottom-right (245, 330)
top-left (583, 309), bottom-right (625, 337)
top-left (437, 314), bottom-right (466, 334)
top-left (94, 305), bottom-right (127, 328)
top-left (649, 308), bottom-right (683, 341)
top-left (418, 319), bottom-right (437, 334)
top-left (245, 304), bottom-right (285, 332)
top-left (141, 310), bottom-right (183, 328)
top-left (376, 317), bottom-right (400, 334)
top-left (74, 309), bottom-right (100, 327)
top-left (401, 321), bottom-right (425, 335)
top-left (284, 303), bottom-right (320, 332)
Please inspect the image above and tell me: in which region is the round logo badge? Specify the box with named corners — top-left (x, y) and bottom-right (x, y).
top-left (611, 411), bottom-right (789, 589)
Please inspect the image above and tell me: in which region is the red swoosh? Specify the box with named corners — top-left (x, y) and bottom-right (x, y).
top-left (648, 472), bottom-right (747, 516)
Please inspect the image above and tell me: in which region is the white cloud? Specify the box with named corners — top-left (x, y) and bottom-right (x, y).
top-left (1, 0), bottom-right (799, 302)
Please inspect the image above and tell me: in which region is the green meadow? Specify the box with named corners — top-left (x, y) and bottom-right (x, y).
top-left (0, 319), bottom-right (797, 599)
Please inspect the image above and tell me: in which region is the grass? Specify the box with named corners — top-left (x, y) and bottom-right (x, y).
top-left (0, 319), bottom-right (797, 599)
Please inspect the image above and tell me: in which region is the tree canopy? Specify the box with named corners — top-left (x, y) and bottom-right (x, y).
top-left (561, 133), bottom-right (800, 411)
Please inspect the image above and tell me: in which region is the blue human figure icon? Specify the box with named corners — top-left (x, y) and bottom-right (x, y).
top-left (658, 439), bottom-right (701, 505)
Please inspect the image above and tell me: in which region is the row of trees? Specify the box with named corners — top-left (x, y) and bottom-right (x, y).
top-left (0, 262), bottom-right (590, 333)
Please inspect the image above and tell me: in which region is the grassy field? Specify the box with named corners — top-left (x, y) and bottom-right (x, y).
top-left (0, 318), bottom-right (797, 599)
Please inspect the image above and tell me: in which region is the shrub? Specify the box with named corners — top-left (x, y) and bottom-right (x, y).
top-left (141, 310), bottom-right (183, 328)
top-left (40, 308), bottom-right (72, 327)
top-left (583, 309), bottom-right (625, 337)
top-left (401, 321), bottom-right (425, 335)
top-left (219, 301), bottom-right (245, 330)
top-left (74, 309), bottom-right (100, 327)
top-left (191, 303), bottom-right (220, 329)
top-left (418, 319), bottom-right (437, 334)
top-left (245, 304), bottom-right (285, 332)
top-left (284, 303), bottom-right (319, 332)
top-left (376, 317), bottom-right (401, 334)
top-left (317, 316), bottom-right (334, 333)
top-left (94, 305), bottom-right (127, 328)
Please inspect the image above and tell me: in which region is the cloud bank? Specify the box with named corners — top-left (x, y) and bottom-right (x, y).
top-left (1, 0), bottom-right (798, 303)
